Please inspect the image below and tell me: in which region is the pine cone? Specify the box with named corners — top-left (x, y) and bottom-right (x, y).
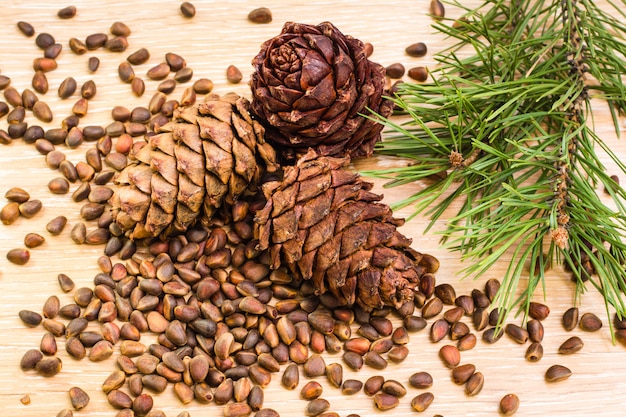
top-left (250, 21), bottom-right (394, 161)
top-left (254, 149), bottom-right (439, 311)
top-left (110, 93), bottom-right (278, 239)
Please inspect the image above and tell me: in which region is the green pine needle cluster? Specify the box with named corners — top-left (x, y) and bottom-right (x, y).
top-left (364, 0), bottom-right (626, 327)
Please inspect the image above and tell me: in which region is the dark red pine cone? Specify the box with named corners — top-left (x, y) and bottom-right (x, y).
top-left (250, 21), bottom-right (394, 161)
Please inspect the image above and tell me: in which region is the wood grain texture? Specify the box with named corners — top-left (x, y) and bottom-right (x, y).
top-left (1, 1), bottom-right (626, 416)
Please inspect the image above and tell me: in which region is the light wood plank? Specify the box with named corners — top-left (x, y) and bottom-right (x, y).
top-left (1, 1), bottom-right (625, 416)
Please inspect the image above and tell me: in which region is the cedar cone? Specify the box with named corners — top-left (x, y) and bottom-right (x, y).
top-left (254, 149), bottom-right (439, 311)
top-left (109, 93), bottom-right (278, 239)
top-left (249, 21), bottom-right (394, 161)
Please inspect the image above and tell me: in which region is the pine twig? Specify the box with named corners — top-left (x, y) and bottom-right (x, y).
top-left (364, 0), bottom-right (626, 327)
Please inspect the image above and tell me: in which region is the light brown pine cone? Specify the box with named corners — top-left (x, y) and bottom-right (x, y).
top-left (109, 93), bottom-right (278, 239)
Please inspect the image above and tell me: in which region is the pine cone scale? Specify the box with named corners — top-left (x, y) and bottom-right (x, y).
top-left (356, 269), bottom-right (382, 308)
top-left (145, 204), bottom-right (171, 236)
top-left (232, 114), bottom-right (258, 150)
top-left (268, 85), bottom-right (303, 108)
top-left (174, 205), bottom-right (196, 230)
top-left (296, 82), bottom-right (336, 111)
top-left (175, 145), bottom-right (204, 186)
top-left (298, 189), bottom-right (332, 229)
top-left (133, 143), bottom-right (152, 165)
top-left (296, 250), bottom-right (316, 279)
top-left (272, 185), bottom-right (294, 213)
top-left (127, 165), bottom-right (152, 194)
top-left (177, 175), bottom-right (203, 212)
top-left (365, 222), bottom-right (395, 249)
top-left (172, 123), bottom-right (202, 153)
top-left (271, 184), bottom-right (298, 217)
top-left (197, 117), bottom-right (233, 154)
top-left (281, 230), bottom-right (306, 263)
top-left (116, 187), bottom-right (149, 221)
top-left (227, 174), bottom-right (250, 204)
top-left (203, 173), bottom-right (227, 213)
top-left (347, 249), bottom-right (373, 277)
top-left (198, 100), bottom-right (234, 123)
top-left (296, 173), bottom-right (332, 202)
top-left (150, 153), bottom-right (177, 185)
top-left (297, 158), bottom-right (333, 181)
top-left (331, 169), bottom-right (359, 187)
top-left (340, 223), bottom-right (370, 258)
top-left (150, 174), bottom-right (176, 213)
top-left (380, 269), bottom-right (412, 307)
top-left (271, 208), bottom-right (299, 244)
top-left (232, 139), bottom-right (256, 181)
top-left (313, 237), bottom-right (339, 273)
top-left (372, 247), bottom-right (403, 269)
top-left (336, 201), bottom-right (371, 232)
top-left (318, 98), bottom-right (350, 123)
top-left (202, 141), bottom-right (231, 185)
top-left (149, 132), bottom-right (175, 156)
top-left (302, 212), bottom-right (336, 253)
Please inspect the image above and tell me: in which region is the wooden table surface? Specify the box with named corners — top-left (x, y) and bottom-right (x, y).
top-left (1, 1), bottom-right (626, 416)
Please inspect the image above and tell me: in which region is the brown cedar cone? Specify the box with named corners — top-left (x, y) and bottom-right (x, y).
top-left (249, 21), bottom-right (394, 162)
top-left (109, 93), bottom-right (278, 239)
top-left (254, 149), bottom-right (439, 311)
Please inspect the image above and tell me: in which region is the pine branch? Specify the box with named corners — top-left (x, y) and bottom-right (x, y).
top-left (364, 0), bottom-right (626, 326)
